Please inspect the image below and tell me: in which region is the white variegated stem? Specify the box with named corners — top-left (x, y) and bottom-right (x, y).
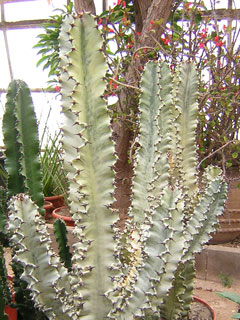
top-left (7, 194), bottom-right (72, 320)
top-left (130, 61), bottom-right (161, 225)
top-left (59, 14), bottom-right (119, 319)
top-left (183, 166), bottom-right (227, 262)
top-left (110, 187), bottom-right (186, 319)
top-left (172, 62), bottom-right (199, 196)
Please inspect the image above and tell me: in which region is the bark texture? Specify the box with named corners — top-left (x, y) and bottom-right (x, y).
top-left (74, 0), bottom-right (96, 14)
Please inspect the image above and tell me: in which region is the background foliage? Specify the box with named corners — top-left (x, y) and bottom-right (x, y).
top-left (35, 0), bottom-right (240, 171)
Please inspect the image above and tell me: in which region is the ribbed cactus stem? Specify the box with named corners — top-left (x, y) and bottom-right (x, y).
top-left (171, 63), bottom-right (199, 200)
top-left (4, 13), bottom-right (227, 320)
top-left (53, 219), bottom-right (72, 271)
top-left (3, 80), bottom-right (44, 214)
top-left (59, 14), bottom-right (119, 319)
top-left (8, 194), bottom-right (73, 320)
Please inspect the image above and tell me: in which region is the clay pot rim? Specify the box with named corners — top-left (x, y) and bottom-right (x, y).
top-left (193, 296), bottom-right (216, 320)
top-left (44, 194), bottom-right (64, 201)
top-left (52, 206), bottom-right (72, 222)
top-left (44, 200), bottom-right (53, 209)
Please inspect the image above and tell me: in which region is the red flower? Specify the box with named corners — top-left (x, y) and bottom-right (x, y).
top-left (216, 41), bottom-right (223, 47)
top-left (97, 18), bottom-right (102, 25)
top-left (117, 0), bottom-right (121, 5)
top-left (200, 33), bottom-right (207, 39)
top-left (199, 42), bottom-right (205, 49)
top-left (108, 28), bottom-right (114, 32)
top-left (113, 83), bottom-right (118, 89)
top-left (55, 85), bottom-right (61, 92)
top-left (122, 0), bottom-right (126, 7)
top-left (161, 37), bottom-right (170, 45)
top-left (214, 36), bottom-right (219, 42)
top-left (150, 20), bottom-right (155, 25)
top-left (136, 32), bottom-right (141, 36)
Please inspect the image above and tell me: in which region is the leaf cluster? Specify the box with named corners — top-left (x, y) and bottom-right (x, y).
top-left (34, 1), bottom-right (73, 86)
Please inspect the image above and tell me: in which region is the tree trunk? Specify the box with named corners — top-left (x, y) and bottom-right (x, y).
top-left (74, 0), bottom-right (96, 14)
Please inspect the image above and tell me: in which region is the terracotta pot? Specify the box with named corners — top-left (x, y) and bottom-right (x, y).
top-left (44, 195), bottom-right (65, 210)
top-left (193, 296), bottom-right (216, 319)
top-left (44, 200), bottom-right (54, 219)
top-left (52, 206), bottom-right (74, 227)
top-left (4, 303), bottom-right (17, 320)
top-left (4, 276), bottom-right (17, 320)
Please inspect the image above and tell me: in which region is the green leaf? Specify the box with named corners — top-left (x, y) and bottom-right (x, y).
top-left (217, 291), bottom-right (240, 304)
top-left (194, 12), bottom-right (202, 25)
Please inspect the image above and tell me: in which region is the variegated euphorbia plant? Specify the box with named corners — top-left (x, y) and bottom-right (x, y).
top-left (6, 13), bottom-right (227, 320)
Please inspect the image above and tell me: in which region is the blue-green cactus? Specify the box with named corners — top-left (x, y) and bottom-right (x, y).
top-left (6, 13), bottom-right (227, 320)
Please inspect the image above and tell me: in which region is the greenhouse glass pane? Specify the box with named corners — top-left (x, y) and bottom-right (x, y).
top-left (32, 92), bottom-right (62, 142)
top-left (6, 28), bottom-right (50, 88)
top-left (0, 92), bottom-right (62, 146)
top-left (0, 32), bottom-right (11, 88)
top-left (4, 0), bottom-right (67, 21)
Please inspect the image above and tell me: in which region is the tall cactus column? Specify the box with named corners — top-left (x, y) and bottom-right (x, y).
top-left (59, 13), bottom-right (119, 319)
top-left (3, 80), bottom-right (44, 214)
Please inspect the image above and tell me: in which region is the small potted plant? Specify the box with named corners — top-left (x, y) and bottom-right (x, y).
top-left (40, 132), bottom-right (68, 214)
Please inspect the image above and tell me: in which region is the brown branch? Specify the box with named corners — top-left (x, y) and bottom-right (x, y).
top-left (109, 78), bottom-right (140, 91)
top-left (197, 140), bottom-right (235, 169)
